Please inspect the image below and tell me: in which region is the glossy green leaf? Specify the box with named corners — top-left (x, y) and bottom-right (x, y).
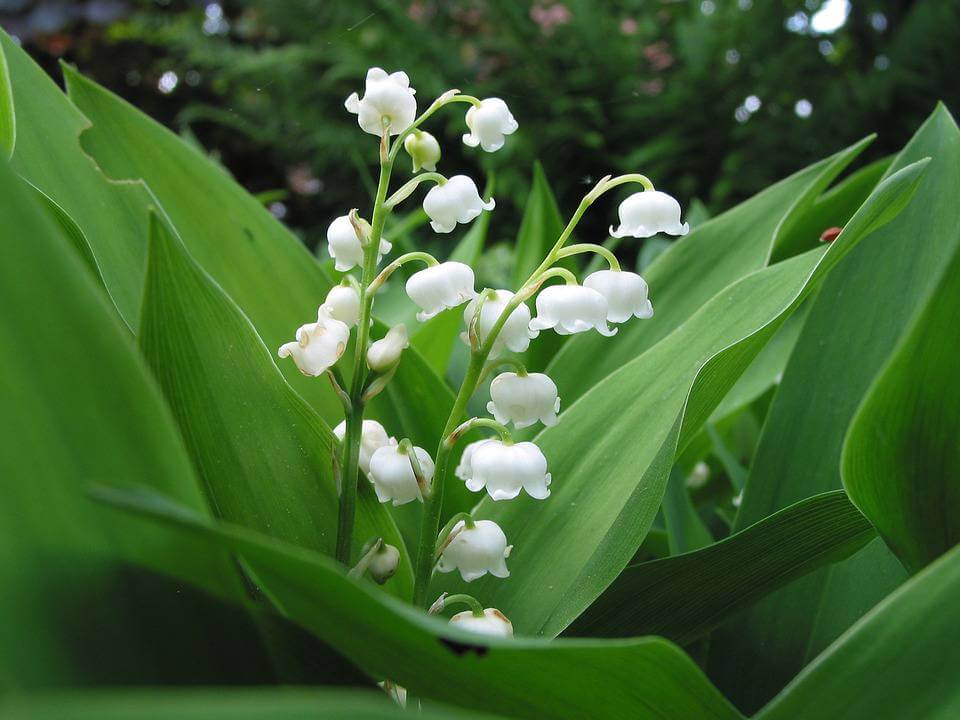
top-left (756, 542), bottom-right (960, 720)
top-left (95, 486), bottom-right (744, 720)
top-left (662, 467), bottom-right (713, 554)
top-left (436, 159), bottom-right (926, 637)
top-left (512, 161), bottom-right (566, 287)
top-left (139, 214), bottom-right (411, 594)
top-left (547, 137), bottom-right (872, 407)
top-left (0, 37), bottom-right (13, 157)
top-left (842, 238), bottom-right (960, 573)
top-left (569, 491), bottom-right (874, 642)
top-left (708, 105), bottom-right (960, 712)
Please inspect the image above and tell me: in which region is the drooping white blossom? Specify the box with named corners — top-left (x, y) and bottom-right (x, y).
top-left (367, 324), bottom-right (409, 372)
top-left (461, 289), bottom-right (534, 353)
top-left (437, 519), bottom-right (511, 582)
top-left (454, 439), bottom-right (492, 483)
top-left (323, 283), bottom-right (361, 327)
top-left (333, 419), bottom-right (394, 475)
top-left (462, 98), bottom-right (518, 152)
top-left (583, 270), bottom-right (654, 323)
top-left (487, 372), bottom-right (560, 429)
top-left (403, 130), bottom-right (441, 172)
top-left (458, 439), bottom-right (551, 501)
top-left (422, 175), bottom-right (495, 234)
top-left (368, 443), bottom-right (434, 506)
top-left (449, 608), bottom-right (514, 637)
top-left (327, 214), bottom-right (392, 272)
top-left (277, 306), bottom-right (350, 377)
top-left (406, 261), bottom-right (477, 321)
top-left (528, 285), bottom-right (617, 337)
top-left (609, 190), bottom-right (689, 239)
top-left (344, 67), bottom-right (417, 136)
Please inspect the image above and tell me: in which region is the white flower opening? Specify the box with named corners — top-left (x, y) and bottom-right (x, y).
top-left (458, 439), bottom-right (552, 501)
top-left (403, 130), bottom-right (442, 172)
top-left (422, 175), bottom-right (495, 234)
top-left (462, 98), bottom-right (518, 152)
top-left (437, 519), bottom-right (512, 582)
top-left (344, 67), bottom-right (417, 136)
top-left (333, 419), bottom-right (394, 475)
top-left (449, 608), bottom-right (514, 637)
top-left (528, 284), bottom-right (617, 337)
top-left (487, 372), bottom-right (560, 429)
top-left (461, 289), bottom-right (534, 353)
top-left (609, 190), bottom-right (689, 239)
top-left (277, 306), bottom-right (350, 377)
top-left (323, 284), bottom-right (361, 328)
top-left (327, 214), bottom-right (392, 272)
top-left (583, 270), bottom-right (654, 323)
top-left (368, 443), bottom-right (434, 506)
top-left (406, 261), bottom-right (477, 322)
top-left (367, 324), bottom-right (409, 372)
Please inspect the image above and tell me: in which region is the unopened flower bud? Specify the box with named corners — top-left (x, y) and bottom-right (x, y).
top-left (583, 269), bottom-right (653, 323)
top-left (449, 608), bottom-right (514, 637)
top-left (344, 67), bottom-right (417, 136)
top-left (327, 214), bottom-right (392, 272)
top-left (456, 439), bottom-right (551, 501)
top-left (367, 324), bottom-right (408, 372)
top-left (437, 520), bottom-right (511, 582)
top-left (367, 542), bottom-right (401, 584)
top-left (323, 283), bottom-right (361, 327)
top-left (406, 261), bottom-right (477, 321)
top-left (610, 190), bottom-right (689, 239)
top-left (487, 372), bottom-right (560, 429)
top-left (403, 130), bottom-right (441, 172)
top-left (368, 443), bottom-right (434, 506)
top-left (422, 175), bottom-right (494, 234)
top-left (462, 98), bottom-right (518, 152)
top-left (528, 285), bottom-right (616, 337)
top-left (277, 306), bottom-right (350, 376)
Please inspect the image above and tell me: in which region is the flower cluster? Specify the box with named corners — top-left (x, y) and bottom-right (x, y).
top-left (277, 67), bottom-right (687, 639)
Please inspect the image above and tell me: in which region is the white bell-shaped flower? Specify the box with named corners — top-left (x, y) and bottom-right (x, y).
top-left (406, 261), bottom-right (477, 321)
top-left (323, 284), bottom-right (361, 327)
top-left (344, 67), bottom-right (417, 136)
top-left (277, 306), bottom-right (350, 377)
top-left (327, 214), bottom-right (392, 272)
top-left (333, 419), bottom-right (394, 475)
top-left (437, 520), bottom-right (511, 582)
top-left (583, 270), bottom-right (654, 323)
top-left (403, 130), bottom-right (441, 172)
top-left (454, 439), bottom-right (492, 483)
top-left (459, 439), bottom-right (551, 501)
top-left (609, 190), bottom-right (689, 239)
top-left (487, 372), bottom-right (560, 429)
top-left (367, 443), bottom-right (434, 506)
top-left (367, 324), bottom-right (409, 372)
top-left (449, 608), bottom-right (514, 637)
top-left (461, 290), bottom-right (534, 353)
top-left (528, 285), bottom-right (617, 337)
top-left (462, 98), bottom-right (518, 152)
top-left (422, 175), bottom-right (495, 234)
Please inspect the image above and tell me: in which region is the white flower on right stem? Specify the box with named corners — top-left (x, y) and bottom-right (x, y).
top-left (458, 439), bottom-right (551, 501)
top-left (528, 285), bottom-right (617, 337)
top-left (327, 214), bottom-right (392, 272)
top-left (583, 270), bottom-right (654, 323)
top-left (344, 67), bottom-right (417, 136)
top-left (609, 190), bottom-right (689, 238)
top-left (367, 443), bottom-right (434, 506)
top-left (406, 261), bottom-right (477, 321)
top-left (333, 419), bottom-right (394, 475)
top-left (461, 289), bottom-right (534, 353)
top-left (462, 98), bottom-right (518, 152)
top-left (487, 372), bottom-right (560, 429)
top-left (422, 175), bottom-right (495, 234)
top-left (277, 306), bottom-right (350, 377)
top-left (449, 608), bottom-right (514, 637)
top-left (437, 520), bottom-right (511, 582)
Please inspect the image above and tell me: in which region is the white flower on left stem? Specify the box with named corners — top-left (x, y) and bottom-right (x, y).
top-left (323, 284), bottom-right (361, 327)
top-left (406, 261), bottom-right (477, 321)
top-left (583, 270), bottom-right (653, 323)
top-left (609, 190), bottom-right (689, 239)
top-left (368, 443), bottom-right (434, 506)
top-left (462, 98), bottom-right (518, 152)
top-left (327, 214), bottom-right (392, 272)
top-left (449, 608), bottom-right (514, 637)
top-left (528, 285), bottom-right (617, 337)
top-left (344, 67), bottom-right (417, 136)
top-left (333, 419), bottom-right (394, 475)
top-left (367, 324), bottom-right (409, 372)
top-left (487, 372), bottom-right (560, 429)
top-left (437, 520), bottom-right (511, 582)
top-left (457, 439), bottom-right (551, 501)
top-left (422, 175), bottom-right (495, 234)
top-left (277, 306), bottom-right (350, 377)
top-left (461, 290), bottom-right (534, 354)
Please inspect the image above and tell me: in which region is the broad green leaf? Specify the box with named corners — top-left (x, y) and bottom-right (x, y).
top-left (95, 487), bottom-right (744, 720)
top-left (708, 104), bottom-right (960, 712)
top-left (547, 137), bottom-right (873, 406)
top-left (842, 238), bottom-right (960, 573)
top-left (756, 542), bottom-right (960, 720)
top-left (662, 467), bottom-right (713, 555)
top-left (569, 491), bottom-right (874, 643)
top-left (437, 160), bottom-right (927, 637)
top-left (512, 161), bottom-right (565, 287)
top-left (0, 37), bottom-right (13, 157)
top-left (0, 163), bottom-right (259, 688)
top-left (139, 215), bottom-right (411, 594)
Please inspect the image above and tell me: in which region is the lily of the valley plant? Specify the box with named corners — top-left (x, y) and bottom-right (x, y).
top-left (279, 66), bottom-right (687, 636)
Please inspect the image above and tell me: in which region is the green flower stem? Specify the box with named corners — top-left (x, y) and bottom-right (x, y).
top-left (556, 243), bottom-right (621, 271)
top-left (597, 173), bottom-right (655, 194)
top-left (389, 93), bottom-right (481, 164)
top-left (442, 593), bottom-right (485, 616)
top-left (477, 357), bottom-right (527, 385)
top-left (347, 537), bottom-right (383, 580)
top-left (384, 172), bottom-right (447, 208)
top-left (368, 251), bottom-right (439, 293)
top-left (335, 134), bottom-right (395, 565)
top-left (434, 512), bottom-right (476, 557)
top-left (447, 417), bottom-right (512, 446)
